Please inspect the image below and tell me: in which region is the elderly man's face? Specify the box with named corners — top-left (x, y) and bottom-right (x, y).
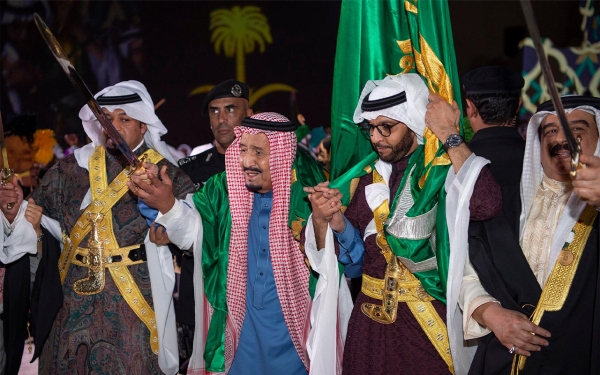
top-left (101, 108), bottom-right (147, 155)
top-left (239, 132), bottom-right (272, 193)
top-left (208, 97), bottom-right (252, 151)
top-left (540, 109), bottom-right (599, 181)
top-left (368, 115), bottom-right (418, 163)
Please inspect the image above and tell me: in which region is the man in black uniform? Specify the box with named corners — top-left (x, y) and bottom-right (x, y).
top-left (178, 79), bottom-right (253, 189)
top-left (175, 79), bottom-right (252, 372)
top-left (463, 66), bottom-right (525, 230)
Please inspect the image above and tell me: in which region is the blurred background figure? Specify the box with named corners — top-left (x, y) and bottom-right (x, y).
top-left (1, 113), bottom-right (57, 196)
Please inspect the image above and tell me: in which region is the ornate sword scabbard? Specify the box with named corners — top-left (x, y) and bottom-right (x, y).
top-left (362, 255), bottom-right (403, 324)
top-left (2, 168), bottom-right (15, 209)
top-left (74, 212), bottom-right (106, 295)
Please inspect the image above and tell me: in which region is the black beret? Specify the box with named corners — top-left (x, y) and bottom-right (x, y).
top-left (202, 79), bottom-right (249, 115)
top-left (241, 112), bottom-right (297, 132)
top-left (463, 66), bottom-right (524, 95)
top-left (536, 95), bottom-right (600, 113)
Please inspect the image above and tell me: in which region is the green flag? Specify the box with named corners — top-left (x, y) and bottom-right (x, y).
top-left (330, 0), bottom-right (464, 302)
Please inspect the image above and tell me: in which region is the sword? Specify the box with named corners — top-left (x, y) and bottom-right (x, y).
top-left (0, 112), bottom-right (15, 209)
top-left (33, 13), bottom-right (142, 170)
top-left (520, 0), bottom-right (582, 177)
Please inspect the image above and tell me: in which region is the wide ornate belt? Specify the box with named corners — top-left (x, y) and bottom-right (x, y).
top-left (72, 244), bottom-right (147, 268)
top-left (361, 272), bottom-right (434, 303)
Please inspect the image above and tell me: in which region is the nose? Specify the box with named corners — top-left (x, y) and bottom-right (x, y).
top-left (110, 119), bottom-right (123, 133)
top-left (240, 153), bottom-right (255, 169)
top-left (370, 128), bottom-right (384, 143)
top-left (218, 110), bottom-right (228, 125)
top-left (556, 127), bottom-right (567, 143)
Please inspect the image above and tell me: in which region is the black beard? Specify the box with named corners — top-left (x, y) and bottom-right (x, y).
top-left (106, 144), bottom-right (122, 156)
top-left (105, 136), bottom-right (123, 156)
top-left (375, 130), bottom-right (415, 163)
top-left (245, 184), bottom-right (263, 192)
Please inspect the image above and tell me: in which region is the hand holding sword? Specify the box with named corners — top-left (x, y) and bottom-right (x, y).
top-left (0, 173), bottom-right (23, 223)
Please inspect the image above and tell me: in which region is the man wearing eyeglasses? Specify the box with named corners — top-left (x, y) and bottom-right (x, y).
top-left (303, 74), bottom-right (502, 375)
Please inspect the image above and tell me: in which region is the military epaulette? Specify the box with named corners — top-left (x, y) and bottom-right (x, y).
top-left (178, 155), bottom-right (197, 166)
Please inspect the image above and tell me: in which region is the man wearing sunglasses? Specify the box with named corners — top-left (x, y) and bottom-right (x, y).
top-left (303, 74), bottom-right (502, 375)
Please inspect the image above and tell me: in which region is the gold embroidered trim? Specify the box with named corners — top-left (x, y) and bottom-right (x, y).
top-left (513, 205), bottom-right (597, 374)
top-left (361, 168), bottom-right (454, 373)
top-left (109, 265), bottom-right (159, 354)
top-left (361, 273), bottom-right (433, 303)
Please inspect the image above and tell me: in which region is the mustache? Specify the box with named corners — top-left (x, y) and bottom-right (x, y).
top-left (549, 142), bottom-right (571, 157)
top-left (243, 167), bottom-right (262, 173)
top-left (216, 123), bottom-right (233, 130)
top-left (373, 142), bottom-right (392, 149)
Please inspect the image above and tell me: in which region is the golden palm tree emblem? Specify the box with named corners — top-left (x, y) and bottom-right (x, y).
top-left (190, 5), bottom-right (295, 107)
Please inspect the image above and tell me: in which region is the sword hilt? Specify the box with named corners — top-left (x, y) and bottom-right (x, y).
top-left (127, 154), bottom-right (148, 196)
top-left (570, 136), bottom-right (585, 178)
top-left (2, 168), bottom-right (15, 210)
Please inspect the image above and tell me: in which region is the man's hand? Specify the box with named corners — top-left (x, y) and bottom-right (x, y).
top-left (305, 181), bottom-right (346, 249)
top-left (128, 163), bottom-right (176, 214)
top-left (425, 92), bottom-right (461, 144)
top-left (474, 302), bottom-right (550, 357)
top-left (573, 154), bottom-right (600, 207)
top-left (0, 174), bottom-right (23, 223)
top-left (25, 198), bottom-right (42, 237)
top-left (425, 92), bottom-right (472, 172)
top-left (305, 182), bottom-right (345, 232)
top-left (131, 161), bottom-right (159, 186)
top-left (149, 222), bottom-right (171, 246)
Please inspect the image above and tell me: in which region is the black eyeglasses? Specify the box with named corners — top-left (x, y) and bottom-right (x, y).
top-left (359, 121), bottom-right (399, 137)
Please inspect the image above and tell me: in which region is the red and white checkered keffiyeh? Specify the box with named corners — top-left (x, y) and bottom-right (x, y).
top-left (224, 113), bottom-right (311, 370)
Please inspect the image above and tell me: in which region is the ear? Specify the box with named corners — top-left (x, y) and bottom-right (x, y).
top-left (465, 99), bottom-right (478, 119)
top-left (246, 108), bottom-right (254, 117)
top-left (140, 122), bottom-right (148, 136)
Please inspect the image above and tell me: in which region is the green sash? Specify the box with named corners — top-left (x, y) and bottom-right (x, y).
top-left (328, 146), bottom-right (451, 304)
top-left (385, 145), bottom-right (451, 304)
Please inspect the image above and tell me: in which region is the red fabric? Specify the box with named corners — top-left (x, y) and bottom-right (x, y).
top-left (224, 113), bottom-right (311, 370)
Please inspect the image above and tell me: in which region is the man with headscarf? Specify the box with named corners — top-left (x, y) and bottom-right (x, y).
top-left (171, 79), bottom-right (252, 372)
top-left (0, 80), bottom-right (195, 374)
top-left (461, 95), bottom-right (600, 374)
top-left (131, 112), bottom-right (327, 374)
top-left (303, 74), bottom-right (502, 375)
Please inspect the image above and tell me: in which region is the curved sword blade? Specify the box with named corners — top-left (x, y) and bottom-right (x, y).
top-left (520, 0), bottom-right (578, 154)
top-left (34, 13), bottom-right (140, 168)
